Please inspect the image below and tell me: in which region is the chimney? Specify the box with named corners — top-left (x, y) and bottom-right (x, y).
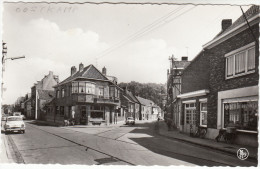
top-left (71, 66), bottom-right (77, 76)
top-left (79, 63), bottom-right (84, 72)
top-left (222, 19), bottom-right (232, 31)
top-left (181, 56), bottom-right (188, 61)
top-left (49, 71), bottom-right (53, 76)
top-left (102, 66), bottom-right (107, 76)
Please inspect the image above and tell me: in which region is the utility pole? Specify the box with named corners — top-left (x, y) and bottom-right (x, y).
top-left (2, 41), bottom-right (25, 99)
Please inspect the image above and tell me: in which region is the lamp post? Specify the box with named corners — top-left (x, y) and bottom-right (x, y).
top-left (2, 41), bottom-right (25, 99)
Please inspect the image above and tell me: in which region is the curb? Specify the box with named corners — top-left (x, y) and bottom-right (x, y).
top-left (156, 123), bottom-right (257, 162)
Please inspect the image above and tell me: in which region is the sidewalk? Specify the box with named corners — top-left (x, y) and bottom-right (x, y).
top-left (156, 121), bottom-right (258, 161)
top-left (0, 134), bottom-right (13, 163)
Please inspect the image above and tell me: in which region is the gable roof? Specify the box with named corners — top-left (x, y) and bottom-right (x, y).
top-left (126, 91), bottom-right (139, 104)
top-left (217, 6), bottom-right (259, 38)
top-left (37, 90), bottom-right (55, 101)
top-left (203, 5), bottom-right (259, 49)
top-left (57, 64), bottom-right (109, 86)
top-left (136, 96), bottom-right (154, 106)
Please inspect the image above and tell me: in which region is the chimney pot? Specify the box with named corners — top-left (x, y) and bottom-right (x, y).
top-left (71, 66), bottom-right (77, 76)
top-left (181, 56), bottom-right (188, 61)
top-left (222, 19), bottom-right (232, 31)
top-left (79, 63), bottom-right (84, 72)
top-left (102, 66), bottom-right (107, 76)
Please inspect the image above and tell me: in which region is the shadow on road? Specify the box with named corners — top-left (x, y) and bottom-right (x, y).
top-left (125, 121), bottom-right (230, 166)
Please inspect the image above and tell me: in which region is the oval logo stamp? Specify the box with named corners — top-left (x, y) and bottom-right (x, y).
top-left (237, 148), bottom-right (249, 160)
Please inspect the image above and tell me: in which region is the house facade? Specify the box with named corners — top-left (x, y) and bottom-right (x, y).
top-left (30, 71), bottom-right (59, 119)
top-left (166, 56), bottom-right (190, 128)
top-left (202, 6), bottom-right (259, 146)
top-left (177, 50), bottom-right (210, 134)
top-left (46, 63), bottom-right (121, 126)
top-left (136, 96), bottom-right (158, 120)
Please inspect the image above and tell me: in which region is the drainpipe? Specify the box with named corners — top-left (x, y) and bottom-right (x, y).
top-left (35, 90), bottom-right (38, 120)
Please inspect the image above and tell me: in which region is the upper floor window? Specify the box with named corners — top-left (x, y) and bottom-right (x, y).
top-left (72, 82), bottom-right (78, 93)
top-left (61, 88), bottom-right (65, 97)
top-left (72, 81), bottom-right (95, 94)
top-left (99, 87), bottom-right (104, 97)
top-left (79, 82), bottom-right (86, 93)
top-left (225, 42), bottom-right (255, 79)
top-left (56, 90), bottom-right (60, 98)
top-left (86, 83), bottom-right (95, 94)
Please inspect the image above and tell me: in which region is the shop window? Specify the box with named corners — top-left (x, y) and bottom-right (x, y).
top-left (81, 106), bottom-right (86, 118)
top-left (200, 102), bottom-right (207, 127)
top-left (225, 43), bottom-right (255, 79)
top-left (56, 106), bottom-right (59, 115)
top-left (90, 111), bottom-right (103, 118)
top-left (60, 106), bottom-right (64, 116)
top-left (223, 101), bottom-right (258, 131)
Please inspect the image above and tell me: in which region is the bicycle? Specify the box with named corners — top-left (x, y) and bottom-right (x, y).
top-left (194, 126), bottom-right (207, 138)
top-left (215, 128), bottom-right (236, 144)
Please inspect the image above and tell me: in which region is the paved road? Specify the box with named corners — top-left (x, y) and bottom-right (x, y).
top-left (1, 120), bottom-right (257, 166)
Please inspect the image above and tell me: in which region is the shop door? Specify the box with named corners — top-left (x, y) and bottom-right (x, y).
top-left (184, 103), bottom-right (196, 134)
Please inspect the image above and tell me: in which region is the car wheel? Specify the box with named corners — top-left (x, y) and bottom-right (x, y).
top-left (5, 131), bottom-right (9, 135)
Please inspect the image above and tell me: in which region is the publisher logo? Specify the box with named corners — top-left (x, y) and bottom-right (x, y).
top-left (237, 148), bottom-right (249, 160)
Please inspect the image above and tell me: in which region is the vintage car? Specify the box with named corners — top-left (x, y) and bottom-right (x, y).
top-left (125, 117), bottom-right (135, 125)
top-left (4, 116), bottom-right (25, 134)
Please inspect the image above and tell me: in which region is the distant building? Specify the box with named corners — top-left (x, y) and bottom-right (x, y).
top-left (136, 96), bottom-right (159, 121)
top-left (166, 56), bottom-right (190, 128)
top-left (30, 71), bottom-right (59, 119)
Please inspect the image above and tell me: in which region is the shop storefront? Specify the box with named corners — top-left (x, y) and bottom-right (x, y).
top-left (217, 86), bottom-right (258, 146)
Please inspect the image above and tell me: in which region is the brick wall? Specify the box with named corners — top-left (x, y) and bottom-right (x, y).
top-left (207, 24), bottom-right (259, 128)
top-left (181, 51), bottom-right (210, 94)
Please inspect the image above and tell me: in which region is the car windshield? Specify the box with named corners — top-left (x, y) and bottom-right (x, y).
top-left (7, 117), bottom-right (22, 121)
top-left (127, 117), bottom-right (134, 120)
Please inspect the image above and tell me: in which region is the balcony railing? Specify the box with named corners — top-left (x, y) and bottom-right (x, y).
top-left (72, 94), bottom-right (119, 104)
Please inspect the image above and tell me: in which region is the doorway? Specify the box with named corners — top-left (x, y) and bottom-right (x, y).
top-left (184, 102), bottom-right (196, 134)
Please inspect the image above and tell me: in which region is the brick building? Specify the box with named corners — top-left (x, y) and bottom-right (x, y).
top-left (46, 63), bottom-right (121, 126)
top-left (177, 50), bottom-right (210, 133)
top-left (202, 6), bottom-right (259, 146)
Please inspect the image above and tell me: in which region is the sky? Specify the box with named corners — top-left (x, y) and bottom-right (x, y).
top-left (1, 0), bottom-right (257, 104)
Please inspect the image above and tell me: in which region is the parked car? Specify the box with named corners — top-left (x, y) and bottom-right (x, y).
top-left (13, 112), bottom-right (21, 116)
top-left (20, 114), bottom-right (26, 120)
top-left (4, 116), bottom-right (25, 134)
top-left (125, 117), bottom-right (135, 125)
top-left (1, 114), bottom-right (7, 121)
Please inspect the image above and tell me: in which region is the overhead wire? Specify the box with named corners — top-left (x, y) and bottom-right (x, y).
top-left (89, 6), bottom-right (186, 62)
top-left (93, 5), bottom-right (196, 61)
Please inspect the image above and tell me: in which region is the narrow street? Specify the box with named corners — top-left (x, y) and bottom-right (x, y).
top-left (1, 120), bottom-right (257, 166)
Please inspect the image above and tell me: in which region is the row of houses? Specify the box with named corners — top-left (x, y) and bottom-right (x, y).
top-left (17, 64), bottom-right (162, 126)
top-left (166, 5), bottom-right (259, 147)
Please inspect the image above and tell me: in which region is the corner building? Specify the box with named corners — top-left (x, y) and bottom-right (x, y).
top-left (50, 63), bottom-right (121, 126)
